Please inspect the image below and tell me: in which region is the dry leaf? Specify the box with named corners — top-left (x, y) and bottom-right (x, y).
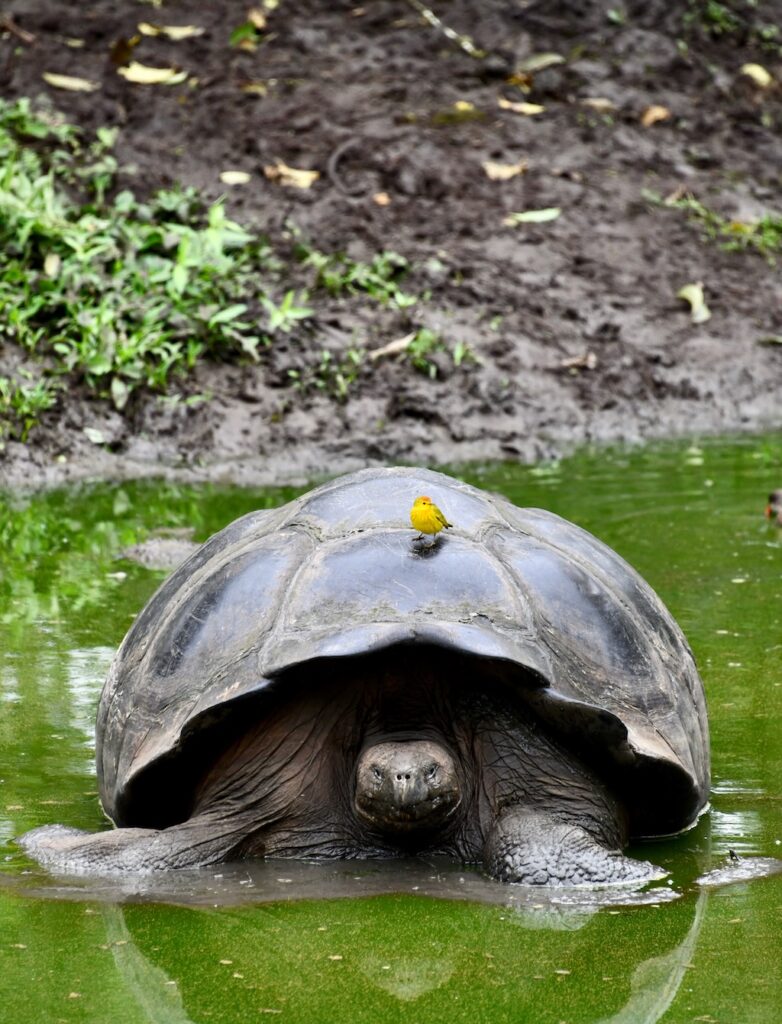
top-left (663, 184), bottom-right (689, 205)
top-left (580, 97), bottom-right (616, 113)
top-left (117, 62), bottom-right (188, 85)
top-left (368, 333), bottom-right (415, 361)
top-left (641, 104), bottom-right (671, 127)
top-left (740, 63), bottom-right (773, 88)
top-left (517, 52), bottom-right (565, 74)
top-left (42, 72), bottom-right (100, 92)
top-left (138, 22), bottom-right (205, 40)
top-left (219, 170), bottom-right (251, 185)
top-left (44, 253), bottom-right (61, 278)
top-left (503, 207), bottom-right (561, 226)
top-left (453, 100), bottom-right (475, 112)
top-left (497, 97), bottom-right (545, 116)
top-left (263, 162), bottom-right (319, 189)
top-left (372, 192), bottom-right (391, 206)
top-left (677, 282), bottom-right (711, 324)
top-left (240, 80), bottom-right (268, 96)
top-left (482, 159), bottom-right (528, 181)
top-left (560, 351), bottom-right (597, 370)
top-left (248, 8), bottom-right (267, 29)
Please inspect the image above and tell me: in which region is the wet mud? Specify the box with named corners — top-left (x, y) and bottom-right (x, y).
top-left (1, 0), bottom-right (781, 490)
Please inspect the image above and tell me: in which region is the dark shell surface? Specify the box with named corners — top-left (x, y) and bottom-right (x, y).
top-left (97, 467), bottom-right (709, 838)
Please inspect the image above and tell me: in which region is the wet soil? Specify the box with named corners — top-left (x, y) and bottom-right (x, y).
top-left (2, 0), bottom-right (782, 490)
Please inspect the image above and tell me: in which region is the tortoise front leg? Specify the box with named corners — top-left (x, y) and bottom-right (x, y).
top-left (18, 814), bottom-right (245, 876)
top-left (483, 810), bottom-right (665, 886)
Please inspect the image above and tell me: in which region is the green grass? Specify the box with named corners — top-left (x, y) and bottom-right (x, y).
top-left (0, 97), bottom-right (474, 442)
top-left (643, 188), bottom-right (782, 264)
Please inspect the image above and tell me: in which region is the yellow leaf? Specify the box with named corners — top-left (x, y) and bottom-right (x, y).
top-left (138, 23), bottom-right (205, 41)
top-left (482, 159), bottom-right (528, 181)
top-left (677, 282), bottom-right (711, 324)
top-left (248, 8), bottom-right (267, 29)
top-left (117, 62), bottom-right (188, 85)
top-left (42, 72), bottom-right (100, 92)
top-left (580, 97), bottom-right (616, 113)
top-left (497, 97), bottom-right (545, 115)
top-left (740, 63), bottom-right (773, 88)
top-left (44, 253), bottom-right (61, 278)
top-left (517, 52), bottom-right (565, 73)
top-left (263, 162), bottom-right (319, 189)
top-left (453, 100), bottom-right (475, 112)
top-left (641, 104), bottom-right (671, 127)
top-left (240, 81), bottom-right (268, 96)
top-left (219, 170), bottom-right (252, 185)
top-left (503, 207), bottom-right (561, 226)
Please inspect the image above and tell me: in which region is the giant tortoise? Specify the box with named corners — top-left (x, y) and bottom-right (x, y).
top-left (20, 467), bottom-right (709, 885)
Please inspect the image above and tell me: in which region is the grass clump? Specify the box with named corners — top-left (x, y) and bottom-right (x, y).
top-left (0, 97), bottom-right (300, 435)
top-left (0, 372), bottom-right (59, 442)
top-left (0, 97), bottom-right (470, 442)
top-left (644, 189), bottom-right (782, 264)
top-left (297, 245), bottom-right (418, 309)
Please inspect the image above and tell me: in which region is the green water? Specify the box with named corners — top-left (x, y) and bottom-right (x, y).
top-left (1, 436), bottom-right (781, 1023)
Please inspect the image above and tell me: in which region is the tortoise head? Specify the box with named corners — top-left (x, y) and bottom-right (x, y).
top-left (353, 738), bottom-right (461, 837)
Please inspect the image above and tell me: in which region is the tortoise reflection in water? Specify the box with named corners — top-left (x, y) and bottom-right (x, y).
top-left (20, 468), bottom-right (709, 885)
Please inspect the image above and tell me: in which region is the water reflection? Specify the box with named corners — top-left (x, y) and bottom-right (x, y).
top-left (2, 436), bottom-right (782, 1022)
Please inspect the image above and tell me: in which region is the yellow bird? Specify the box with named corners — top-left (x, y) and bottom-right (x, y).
top-left (410, 495), bottom-right (453, 540)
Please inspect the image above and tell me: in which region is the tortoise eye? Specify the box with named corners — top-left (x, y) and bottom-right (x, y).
top-left (372, 766), bottom-right (383, 781)
top-left (424, 764), bottom-right (437, 779)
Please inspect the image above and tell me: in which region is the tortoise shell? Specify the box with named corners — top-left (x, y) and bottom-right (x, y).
top-left (97, 467), bottom-right (709, 838)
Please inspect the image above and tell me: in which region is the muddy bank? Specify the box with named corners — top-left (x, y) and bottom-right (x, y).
top-left (1, 0), bottom-right (781, 491)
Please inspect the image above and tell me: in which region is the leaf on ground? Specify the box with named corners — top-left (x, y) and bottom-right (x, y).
top-left (497, 97), bottom-right (545, 115)
top-left (757, 335), bottom-right (782, 346)
top-left (43, 253), bottom-right (61, 277)
top-left (580, 97), bottom-right (616, 112)
top-left (677, 282), bottom-right (711, 324)
top-left (517, 52), bottom-right (565, 73)
top-left (240, 80), bottom-right (268, 96)
top-left (138, 22), bottom-right (205, 40)
top-left (117, 62), bottom-right (188, 85)
top-left (111, 378), bottom-right (130, 411)
top-left (482, 159), bottom-right (528, 181)
top-left (368, 333), bottom-right (416, 361)
top-left (373, 192), bottom-right (391, 206)
top-left (248, 8), bottom-right (268, 29)
top-left (503, 207), bottom-right (561, 226)
top-left (219, 170), bottom-right (252, 185)
top-left (263, 162), bottom-right (319, 189)
top-left (641, 104), bottom-right (671, 127)
top-left (42, 72), bottom-right (100, 92)
top-left (740, 63), bottom-right (773, 88)
top-left (561, 351), bottom-right (597, 370)
top-left (83, 427), bottom-right (107, 445)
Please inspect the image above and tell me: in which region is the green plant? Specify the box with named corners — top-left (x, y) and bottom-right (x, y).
top-left (682, 1), bottom-right (782, 52)
top-left (261, 290), bottom-right (313, 333)
top-left (299, 246), bottom-right (417, 309)
top-left (643, 189), bottom-right (782, 264)
top-left (288, 348), bottom-right (363, 401)
top-left (0, 372), bottom-right (59, 442)
top-left (406, 328), bottom-right (475, 378)
top-left (0, 97), bottom-right (286, 431)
